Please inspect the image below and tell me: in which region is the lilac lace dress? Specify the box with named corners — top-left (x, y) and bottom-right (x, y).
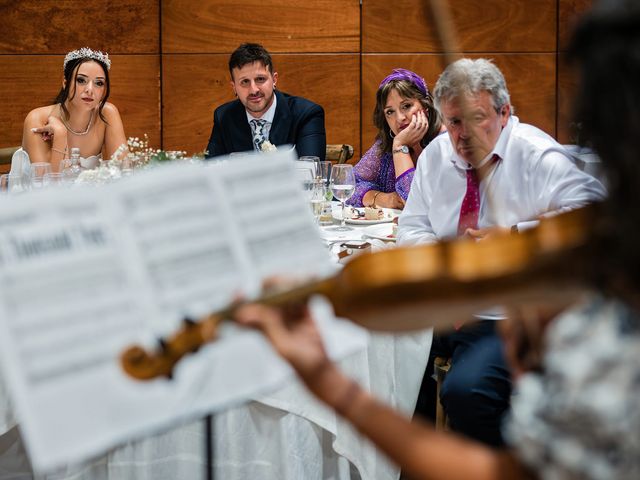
top-left (346, 140), bottom-right (414, 207)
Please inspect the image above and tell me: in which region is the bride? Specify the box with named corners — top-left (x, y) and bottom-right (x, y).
top-left (21, 47), bottom-right (127, 173)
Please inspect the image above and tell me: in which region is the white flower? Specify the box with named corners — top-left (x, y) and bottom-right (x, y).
top-left (260, 141), bottom-right (277, 152)
top-left (75, 169), bottom-right (99, 184)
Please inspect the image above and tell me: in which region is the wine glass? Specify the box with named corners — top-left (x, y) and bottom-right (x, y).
top-left (329, 164), bottom-right (356, 231)
top-left (295, 161), bottom-right (316, 199)
top-left (297, 156), bottom-right (318, 188)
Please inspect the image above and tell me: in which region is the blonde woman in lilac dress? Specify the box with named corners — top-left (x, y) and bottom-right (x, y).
top-left (348, 69), bottom-right (445, 209)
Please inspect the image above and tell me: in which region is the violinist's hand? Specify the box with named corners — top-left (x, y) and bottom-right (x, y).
top-left (235, 302), bottom-right (330, 382)
top-left (374, 191), bottom-right (405, 209)
top-left (464, 226), bottom-right (509, 240)
top-left (31, 115), bottom-right (65, 142)
top-left (393, 110), bottom-right (429, 149)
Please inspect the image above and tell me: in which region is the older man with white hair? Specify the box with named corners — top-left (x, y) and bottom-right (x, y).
top-left (398, 58), bottom-right (605, 446)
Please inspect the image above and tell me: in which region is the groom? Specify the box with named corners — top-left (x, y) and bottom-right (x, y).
top-left (205, 43), bottom-right (326, 160)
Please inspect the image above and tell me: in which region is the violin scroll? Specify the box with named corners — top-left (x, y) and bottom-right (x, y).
top-left (121, 314), bottom-right (221, 381)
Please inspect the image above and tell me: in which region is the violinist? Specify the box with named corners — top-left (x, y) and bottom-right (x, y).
top-left (398, 58), bottom-right (606, 447)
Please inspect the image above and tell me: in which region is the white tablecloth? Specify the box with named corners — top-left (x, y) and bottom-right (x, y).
top-left (0, 217), bottom-right (433, 480)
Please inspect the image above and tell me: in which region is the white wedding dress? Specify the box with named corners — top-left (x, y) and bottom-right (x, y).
top-left (9, 148), bottom-right (101, 177)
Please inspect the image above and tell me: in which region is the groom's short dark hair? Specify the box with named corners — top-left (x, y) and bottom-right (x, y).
top-left (229, 43), bottom-right (274, 78)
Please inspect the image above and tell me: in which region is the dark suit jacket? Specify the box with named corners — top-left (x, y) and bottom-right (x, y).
top-left (205, 90), bottom-right (326, 160)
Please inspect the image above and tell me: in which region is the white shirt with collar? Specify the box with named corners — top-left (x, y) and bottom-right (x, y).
top-left (246, 93), bottom-right (278, 151)
top-left (398, 115), bottom-right (607, 246)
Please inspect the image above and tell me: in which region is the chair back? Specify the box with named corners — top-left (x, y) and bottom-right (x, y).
top-left (8, 147), bottom-right (31, 180)
top-left (325, 144), bottom-right (354, 164)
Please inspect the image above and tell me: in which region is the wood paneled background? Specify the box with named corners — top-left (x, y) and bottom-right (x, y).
top-left (0, 0), bottom-right (593, 167)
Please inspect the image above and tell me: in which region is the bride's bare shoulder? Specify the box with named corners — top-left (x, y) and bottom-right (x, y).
top-left (101, 102), bottom-right (122, 118)
top-left (24, 105), bottom-right (57, 126)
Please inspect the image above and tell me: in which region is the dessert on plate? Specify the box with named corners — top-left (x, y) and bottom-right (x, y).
top-left (364, 206), bottom-right (384, 220)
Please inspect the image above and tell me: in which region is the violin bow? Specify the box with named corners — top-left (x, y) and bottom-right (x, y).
top-left (427, 0), bottom-right (502, 217)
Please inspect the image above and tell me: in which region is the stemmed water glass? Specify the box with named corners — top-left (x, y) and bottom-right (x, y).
top-left (329, 164), bottom-right (356, 231)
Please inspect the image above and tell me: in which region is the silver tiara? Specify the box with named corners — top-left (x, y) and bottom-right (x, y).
top-left (63, 47), bottom-right (111, 71)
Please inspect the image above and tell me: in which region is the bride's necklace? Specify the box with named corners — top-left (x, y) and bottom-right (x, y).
top-left (60, 106), bottom-right (93, 136)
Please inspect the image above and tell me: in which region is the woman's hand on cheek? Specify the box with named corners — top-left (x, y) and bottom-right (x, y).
top-left (394, 111), bottom-right (429, 148)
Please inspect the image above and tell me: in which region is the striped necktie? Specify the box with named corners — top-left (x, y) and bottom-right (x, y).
top-left (250, 119), bottom-right (268, 151)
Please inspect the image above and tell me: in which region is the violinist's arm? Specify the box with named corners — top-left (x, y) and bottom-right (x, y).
top-left (235, 304), bottom-right (537, 480)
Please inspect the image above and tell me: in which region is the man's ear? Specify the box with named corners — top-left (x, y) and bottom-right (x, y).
top-left (500, 104), bottom-right (511, 127)
top-left (272, 71), bottom-right (278, 87)
top-left (230, 80), bottom-right (237, 97)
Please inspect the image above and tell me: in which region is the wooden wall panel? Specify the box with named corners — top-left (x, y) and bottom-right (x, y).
top-left (0, 55), bottom-right (160, 150)
top-left (109, 55), bottom-right (162, 147)
top-left (0, 56), bottom-right (61, 148)
top-left (557, 57), bottom-right (579, 144)
top-left (162, 54), bottom-right (360, 156)
top-left (162, 55), bottom-right (228, 155)
top-left (363, 0), bottom-right (556, 53)
top-left (162, 0), bottom-right (360, 53)
top-left (0, 1), bottom-right (159, 54)
top-left (361, 54), bottom-right (557, 153)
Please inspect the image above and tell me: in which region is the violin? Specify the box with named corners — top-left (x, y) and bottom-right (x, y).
top-left (121, 0), bottom-right (600, 381)
top-left (120, 204), bottom-right (598, 380)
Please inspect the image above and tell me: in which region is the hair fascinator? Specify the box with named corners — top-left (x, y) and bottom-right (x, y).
top-left (379, 68), bottom-right (428, 96)
top-left (64, 47), bottom-right (111, 71)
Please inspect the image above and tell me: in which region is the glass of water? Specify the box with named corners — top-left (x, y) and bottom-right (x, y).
top-left (0, 174), bottom-right (28, 195)
top-left (329, 164), bottom-right (356, 231)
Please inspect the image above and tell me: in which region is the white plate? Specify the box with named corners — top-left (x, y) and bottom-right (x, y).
top-left (332, 207), bottom-right (400, 225)
top-left (361, 223), bottom-right (396, 242)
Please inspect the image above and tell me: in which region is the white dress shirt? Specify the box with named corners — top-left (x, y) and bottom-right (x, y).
top-left (398, 116), bottom-right (607, 245)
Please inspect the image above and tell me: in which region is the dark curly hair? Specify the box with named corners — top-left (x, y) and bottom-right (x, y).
top-left (568, 0), bottom-right (640, 301)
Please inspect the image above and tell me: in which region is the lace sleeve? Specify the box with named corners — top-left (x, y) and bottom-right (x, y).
top-left (347, 140), bottom-right (384, 207)
top-left (395, 167), bottom-right (415, 201)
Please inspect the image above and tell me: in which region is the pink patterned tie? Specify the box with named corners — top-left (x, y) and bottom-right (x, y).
top-left (456, 155), bottom-right (499, 236)
top-left (457, 168), bottom-right (480, 236)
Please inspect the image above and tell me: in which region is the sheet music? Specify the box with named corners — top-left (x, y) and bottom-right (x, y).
top-left (0, 151), bottom-right (367, 473)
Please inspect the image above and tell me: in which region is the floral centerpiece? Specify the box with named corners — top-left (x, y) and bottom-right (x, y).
top-left (123, 134), bottom-right (188, 168)
top-left (75, 135), bottom-right (200, 185)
